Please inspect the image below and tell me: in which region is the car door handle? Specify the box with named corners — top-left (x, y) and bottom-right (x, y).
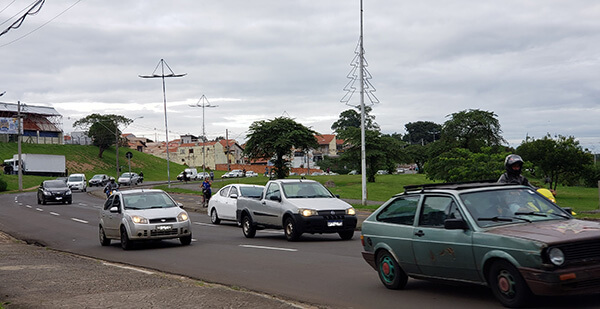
top-left (261, 201), bottom-right (266, 205)
top-left (414, 230), bottom-right (425, 237)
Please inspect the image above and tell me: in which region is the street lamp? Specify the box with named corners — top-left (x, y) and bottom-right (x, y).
top-left (139, 59), bottom-right (186, 187)
top-left (190, 95), bottom-right (217, 176)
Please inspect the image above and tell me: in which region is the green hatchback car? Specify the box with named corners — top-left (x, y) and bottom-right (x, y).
top-left (361, 182), bottom-right (600, 308)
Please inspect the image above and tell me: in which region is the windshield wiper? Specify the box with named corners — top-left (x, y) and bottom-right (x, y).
top-left (547, 212), bottom-right (570, 219)
top-left (478, 216), bottom-right (532, 223)
top-left (514, 211), bottom-right (548, 217)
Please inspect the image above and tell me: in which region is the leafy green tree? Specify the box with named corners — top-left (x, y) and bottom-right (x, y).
top-left (73, 114), bottom-right (132, 158)
top-left (517, 135), bottom-right (593, 190)
top-left (403, 121), bottom-right (441, 145)
top-left (404, 144), bottom-right (429, 174)
top-left (331, 106), bottom-right (379, 139)
top-left (441, 109), bottom-right (506, 153)
top-left (424, 147), bottom-right (509, 182)
top-left (244, 117), bottom-right (318, 179)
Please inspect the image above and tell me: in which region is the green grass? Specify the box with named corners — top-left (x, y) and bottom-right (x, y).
top-left (1, 142), bottom-right (598, 218)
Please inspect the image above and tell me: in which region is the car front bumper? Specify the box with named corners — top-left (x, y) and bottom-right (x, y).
top-left (293, 214), bottom-right (357, 234)
top-left (127, 221), bottom-right (192, 240)
top-left (520, 263), bottom-right (600, 296)
top-left (44, 195), bottom-right (71, 203)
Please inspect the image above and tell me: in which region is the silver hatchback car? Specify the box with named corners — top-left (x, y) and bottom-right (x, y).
top-left (98, 189), bottom-right (192, 250)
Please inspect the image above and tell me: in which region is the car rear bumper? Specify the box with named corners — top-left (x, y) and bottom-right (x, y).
top-left (128, 221), bottom-right (192, 240)
top-left (520, 264), bottom-right (600, 296)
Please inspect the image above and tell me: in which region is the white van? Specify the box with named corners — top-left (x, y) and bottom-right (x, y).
top-left (67, 173), bottom-right (87, 192)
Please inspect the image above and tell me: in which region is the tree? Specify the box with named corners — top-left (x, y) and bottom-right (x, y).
top-left (244, 117), bottom-right (318, 179)
top-left (403, 121), bottom-right (441, 145)
top-left (441, 109), bottom-right (506, 152)
top-left (331, 106), bottom-right (379, 139)
top-left (424, 147), bottom-right (509, 182)
top-left (73, 114), bottom-right (132, 158)
top-left (517, 135), bottom-right (593, 190)
top-left (404, 144), bottom-right (429, 173)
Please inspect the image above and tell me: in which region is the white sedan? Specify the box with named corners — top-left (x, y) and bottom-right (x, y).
top-left (208, 184), bottom-right (264, 225)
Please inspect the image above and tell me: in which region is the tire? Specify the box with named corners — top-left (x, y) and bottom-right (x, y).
top-left (83, 187), bottom-right (86, 192)
top-left (37, 195), bottom-right (41, 205)
top-left (99, 226), bottom-right (111, 246)
top-left (67, 200), bottom-right (72, 205)
top-left (120, 226), bottom-right (133, 250)
top-left (488, 260), bottom-right (532, 308)
top-left (376, 250), bottom-right (408, 290)
top-left (42, 198), bottom-right (47, 205)
top-left (180, 234), bottom-right (192, 246)
top-left (284, 217), bottom-right (301, 241)
top-left (242, 215), bottom-right (256, 238)
top-left (338, 230), bottom-right (354, 240)
top-left (210, 209), bottom-right (221, 224)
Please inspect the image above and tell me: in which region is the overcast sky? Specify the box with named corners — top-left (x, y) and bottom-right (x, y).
top-left (1, 1), bottom-right (599, 151)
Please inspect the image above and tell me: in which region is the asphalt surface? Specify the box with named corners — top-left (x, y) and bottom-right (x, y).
top-left (0, 181), bottom-right (375, 309)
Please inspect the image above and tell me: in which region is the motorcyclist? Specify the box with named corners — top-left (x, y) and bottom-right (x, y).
top-left (498, 154), bottom-right (533, 187)
top-left (104, 177), bottom-right (119, 198)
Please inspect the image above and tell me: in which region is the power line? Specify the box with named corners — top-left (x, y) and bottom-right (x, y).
top-left (0, 0), bottom-right (35, 27)
top-left (0, 0), bottom-right (18, 15)
top-left (0, 0), bottom-right (82, 48)
top-left (0, 0), bottom-right (45, 37)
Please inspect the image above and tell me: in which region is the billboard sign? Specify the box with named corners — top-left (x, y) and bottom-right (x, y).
top-left (0, 118), bottom-right (19, 134)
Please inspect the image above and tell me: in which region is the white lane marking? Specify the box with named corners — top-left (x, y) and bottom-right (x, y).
top-left (71, 218), bottom-right (88, 224)
top-left (102, 262), bottom-right (154, 275)
top-left (36, 208), bottom-right (43, 212)
top-left (257, 230), bottom-right (281, 234)
top-left (194, 222), bottom-right (217, 227)
top-left (26, 205), bottom-right (32, 208)
top-left (50, 212), bottom-right (60, 216)
top-left (78, 203), bottom-right (88, 206)
top-left (239, 245), bottom-right (298, 252)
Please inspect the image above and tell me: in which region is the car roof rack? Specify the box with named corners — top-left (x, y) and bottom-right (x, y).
top-left (403, 180), bottom-right (513, 193)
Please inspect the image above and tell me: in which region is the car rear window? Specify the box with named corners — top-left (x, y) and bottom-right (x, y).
top-left (240, 186), bottom-right (264, 198)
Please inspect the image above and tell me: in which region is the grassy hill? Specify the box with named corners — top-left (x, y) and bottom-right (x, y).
top-left (0, 142), bottom-right (192, 191)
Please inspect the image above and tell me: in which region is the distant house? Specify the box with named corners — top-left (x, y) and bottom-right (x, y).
top-left (65, 131), bottom-right (92, 145)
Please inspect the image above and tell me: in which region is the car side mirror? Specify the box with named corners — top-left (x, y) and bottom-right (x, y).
top-left (109, 206), bottom-right (119, 213)
top-left (230, 194), bottom-right (238, 199)
top-left (444, 218), bottom-right (469, 230)
top-left (335, 194), bottom-right (340, 198)
top-left (269, 195), bottom-right (281, 202)
top-left (176, 202), bottom-right (184, 208)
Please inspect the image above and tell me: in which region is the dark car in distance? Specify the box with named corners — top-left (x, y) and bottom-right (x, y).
top-left (89, 174), bottom-right (110, 187)
top-left (37, 180), bottom-right (72, 205)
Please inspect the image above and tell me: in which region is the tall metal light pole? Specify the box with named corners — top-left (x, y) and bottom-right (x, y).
top-left (190, 95), bottom-right (217, 176)
top-left (17, 101), bottom-right (23, 191)
top-left (139, 59), bottom-right (186, 187)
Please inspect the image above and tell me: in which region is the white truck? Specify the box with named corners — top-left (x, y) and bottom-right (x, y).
top-left (8, 154), bottom-right (66, 176)
top-left (236, 179), bottom-right (358, 241)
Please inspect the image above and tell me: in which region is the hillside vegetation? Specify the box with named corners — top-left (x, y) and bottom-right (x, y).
top-left (0, 142), bottom-right (188, 191)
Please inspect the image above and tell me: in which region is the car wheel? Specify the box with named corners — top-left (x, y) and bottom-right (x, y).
top-left (37, 195), bottom-right (41, 205)
top-left (83, 187), bottom-right (86, 192)
top-left (376, 250), bottom-right (408, 290)
top-left (180, 234), bottom-right (192, 246)
top-left (488, 260), bottom-right (532, 308)
top-left (120, 226), bottom-right (133, 250)
top-left (338, 230), bottom-right (354, 240)
top-left (67, 200), bottom-right (72, 204)
top-left (210, 209), bottom-right (221, 224)
top-left (99, 226), bottom-right (111, 246)
top-left (242, 215), bottom-right (256, 238)
top-left (42, 198), bottom-right (46, 205)
top-left (284, 217), bottom-right (301, 241)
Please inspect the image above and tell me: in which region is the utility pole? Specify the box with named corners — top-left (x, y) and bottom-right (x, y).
top-left (17, 101), bottom-right (22, 191)
top-left (190, 95), bottom-right (217, 176)
top-left (139, 59), bottom-right (186, 187)
top-left (226, 129), bottom-right (230, 171)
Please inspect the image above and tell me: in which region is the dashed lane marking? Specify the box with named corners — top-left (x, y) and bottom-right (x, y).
top-left (239, 245), bottom-right (298, 252)
top-left (26, 205), bottom-right (32, 208)
top-left (194, 222), bottom-right (217, 227)
top-left (50, 212), bottom-right (60, 216)
top-left (71, 218), bottom-right (88, 224)
top-left (36, 208), bottom-right (43, 212)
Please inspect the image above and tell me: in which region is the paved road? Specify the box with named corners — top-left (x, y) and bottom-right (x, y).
top-left (1, 187), bottom-right (598, 308)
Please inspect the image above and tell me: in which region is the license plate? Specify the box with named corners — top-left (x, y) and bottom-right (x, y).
top-left (56, 197), bottom-right (62, 200)
top-left (327, 220), bottom-right (343, 227)
top-left (156, 225), bottom-right (172, 231)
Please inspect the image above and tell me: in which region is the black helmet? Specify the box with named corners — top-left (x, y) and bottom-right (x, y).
top-left (504, 154), bottom-right (524, 175)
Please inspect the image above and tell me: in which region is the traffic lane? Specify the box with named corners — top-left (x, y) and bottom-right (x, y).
top-left (2, 193), bottom-right (599, 308)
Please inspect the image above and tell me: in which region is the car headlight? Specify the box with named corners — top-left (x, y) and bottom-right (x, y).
top-left (43, 190), bottom-right (52, 196)
top-left (65, 190), bottom-right (72, 195)
top-left (346, 207), bottom-right (356, 216)
top-left (131, 215), bottom-right (148, 224)
top-left (177, 212), bottom-right (189, 222)
top-left (300, 208), bottom-right (318, 217)
top-left (548, 248), bottom-right (565, 266)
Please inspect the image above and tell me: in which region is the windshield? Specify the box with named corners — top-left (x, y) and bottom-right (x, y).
top-left (123, 192), bottom-right (176, 210)
top-left (68, 176), bottom-right (83, 182)
top-left (240, 186), bottom-right (264, 198)
top-left (460, 188), bottom-right (569, 228)
top-left (121, 173), bottom-right (133, 178)
top-left (282, 182), bottom-right (333, 198)
top-left (45, 181), bottom-right (66, 188)
top-left (92, 175), bottom-right (104, 180)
